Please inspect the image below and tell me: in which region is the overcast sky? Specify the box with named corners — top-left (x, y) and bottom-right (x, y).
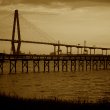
top-left (0, 0), bottom-right (110, 4)
top-left (0, 0), bottom-right (110, 54)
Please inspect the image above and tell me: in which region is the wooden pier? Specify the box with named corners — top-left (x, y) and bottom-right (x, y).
top-left (0, 54), bottom-right (110, 74)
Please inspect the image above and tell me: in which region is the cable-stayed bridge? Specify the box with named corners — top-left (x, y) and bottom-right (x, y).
top-left (0, 10), bottom-right (110, 74)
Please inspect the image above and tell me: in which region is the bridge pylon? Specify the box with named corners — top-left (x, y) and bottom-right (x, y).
top-left (11, 10), bottom-right (21, 55)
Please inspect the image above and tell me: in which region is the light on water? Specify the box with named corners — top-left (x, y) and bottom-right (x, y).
top-left (0, 70), bottom-right (110, 102)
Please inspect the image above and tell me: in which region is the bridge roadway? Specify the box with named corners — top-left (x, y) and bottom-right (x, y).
top-left (0, 38), bottom-right (110, 50)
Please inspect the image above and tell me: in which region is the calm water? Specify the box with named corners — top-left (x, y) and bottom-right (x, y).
top-left (0, 62), bottom-right (110, 102)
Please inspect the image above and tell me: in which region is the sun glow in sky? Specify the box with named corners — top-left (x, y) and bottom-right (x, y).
top-left (0, 0), bottom-right (110, 54)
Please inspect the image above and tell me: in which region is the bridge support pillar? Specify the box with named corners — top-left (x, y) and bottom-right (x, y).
top-left (54, 46), bottom-right (56, 55)
top-left (81, 48), bottom-right (82, 54)
top-left (9, 60), bottom-right (16, 73)
top-left (54, 60), bottom-right (59, 72)
top-left (0, 61), bottom-right (3, 74)
top-left (99, 60), bottom-right (106, 70)
top-left (94, 49), bottom-right (96, 55)
top-left (58, 41), bottom-right (61, 55)
top-left (106, 49), bottom-right (108, 55)
top-left (62, 60), bottom-right (68, 72)
top-left (78, 60), bottom-right (84, 71)
top-left (67, 47), bottom-right (72, 55)
top-left (92, 60), bottom-right (98, 70)
top-left (53, 42), bottom-right (61, 55)
top-left (86, 60), bottom-right (91, 71)
top-left (102, 49), bottom-right (103, 55)
top-left (22, 60), bottom-right (28, 73)
top-left (12, 10), bottom-right (21, 55)
top-left (90, 49), bottom-right (91, 55)
top-left (77, 48), bottom-right (79, 54)
top-left (33, 60), bottom-right (40, 73)
top-left (71, 60), bottom-right (76, 72)
top-left (102, 49), bottom-right (108, 55)
top-left (44, 60), bottom-right (50, 72)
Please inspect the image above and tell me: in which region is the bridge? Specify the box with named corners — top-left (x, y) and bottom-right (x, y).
top-left (0, 10), bottom-right (110, 74)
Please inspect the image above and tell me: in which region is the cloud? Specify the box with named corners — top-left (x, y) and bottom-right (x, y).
top-left (1, 0), bottom-right (110, 5)
top-left (0, 0), bottom-right (110, 13)
top-left (0, 0), bottom-right (22, 5)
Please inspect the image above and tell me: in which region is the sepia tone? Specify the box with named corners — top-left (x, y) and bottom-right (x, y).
top-left (0, 0), bottom-right (110, 109)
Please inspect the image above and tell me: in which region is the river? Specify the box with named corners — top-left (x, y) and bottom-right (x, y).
top-left (0, 68), bottom-right (110, 102)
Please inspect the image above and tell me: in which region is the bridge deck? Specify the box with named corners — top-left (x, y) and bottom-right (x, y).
top-left (0, 38), bottom-right (110, 50)
top-left (0, 54), bottom-right (110, 60)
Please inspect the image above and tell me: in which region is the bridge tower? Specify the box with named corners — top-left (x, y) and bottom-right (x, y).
top-left (83, 40), bottom-right (88, 54)
top-left (11, 10), bottom-right (21, 55)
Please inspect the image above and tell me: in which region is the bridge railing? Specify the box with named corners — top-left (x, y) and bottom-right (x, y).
top-left (0, 54), bottom-right (110, 61)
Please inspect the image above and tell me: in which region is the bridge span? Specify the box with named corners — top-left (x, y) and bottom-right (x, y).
top-left (0, 10), bottom-right (110, 73)
top-left (0, 38), bottom-right (110, 55)
top-left (0, 10), bottom-right (110, 55)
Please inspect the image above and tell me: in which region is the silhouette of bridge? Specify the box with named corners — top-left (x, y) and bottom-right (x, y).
top-left (1, 38), bottom-right (110, 54)
top-left (0, 10), bottom-right (110, 74)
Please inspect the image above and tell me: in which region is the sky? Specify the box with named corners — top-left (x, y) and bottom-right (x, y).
top-left (0, 0), bottom-right (110, 54)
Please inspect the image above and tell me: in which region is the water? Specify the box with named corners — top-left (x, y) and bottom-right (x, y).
top-left (0, 69), bottom-right (110, 102)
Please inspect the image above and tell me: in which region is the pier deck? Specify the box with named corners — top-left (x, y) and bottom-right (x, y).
top-left (0, 54), bottom-right (110, 74)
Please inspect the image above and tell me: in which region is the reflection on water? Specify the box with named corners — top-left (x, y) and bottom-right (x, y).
top-left (0, 70), bottom-right (110, 102)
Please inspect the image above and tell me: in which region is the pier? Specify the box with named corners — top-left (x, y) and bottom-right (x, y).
top-left (0, 54), bottom-right (110, 74)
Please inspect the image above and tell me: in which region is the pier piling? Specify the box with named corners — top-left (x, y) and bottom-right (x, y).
top-left (0, 54), bottom-right (110, 74)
